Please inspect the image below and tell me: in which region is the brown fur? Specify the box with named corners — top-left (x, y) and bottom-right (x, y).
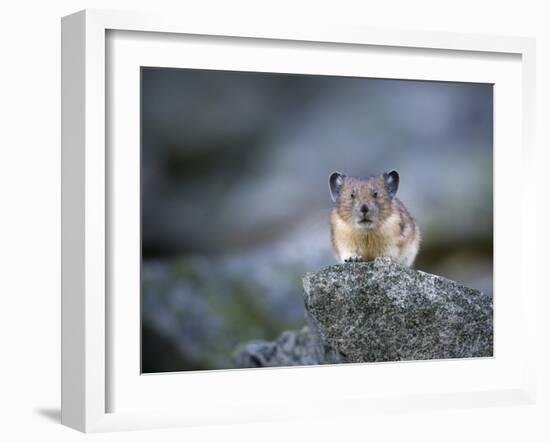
top-left (330, 174), bottom-right (421, 267)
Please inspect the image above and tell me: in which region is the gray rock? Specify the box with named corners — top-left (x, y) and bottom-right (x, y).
top-left (234, 258), bottom-right (493, 367)
top-left (234, 327), bottom-right (321, 368)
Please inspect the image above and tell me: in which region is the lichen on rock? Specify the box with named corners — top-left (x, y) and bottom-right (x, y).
top-left (235, 258), bottom-right (493, 368)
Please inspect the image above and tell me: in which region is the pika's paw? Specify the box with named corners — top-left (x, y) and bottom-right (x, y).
top-left (344, 256), bottom-right (364, 263)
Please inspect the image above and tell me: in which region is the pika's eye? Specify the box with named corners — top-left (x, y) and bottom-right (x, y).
top-left (372, 190), bottom-right (379, 198)
top-left (350, 191), bottom-right (356, 199)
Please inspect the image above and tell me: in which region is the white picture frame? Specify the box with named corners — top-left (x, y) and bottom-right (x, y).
top-left (61, 9), bottom-right (537, 433)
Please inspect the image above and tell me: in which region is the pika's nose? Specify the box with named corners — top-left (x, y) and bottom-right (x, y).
top-left (360, 204), bottom-right (369, 214)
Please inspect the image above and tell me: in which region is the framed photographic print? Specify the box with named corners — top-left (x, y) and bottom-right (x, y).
top-left (61, 9), bottom-right (537, 433)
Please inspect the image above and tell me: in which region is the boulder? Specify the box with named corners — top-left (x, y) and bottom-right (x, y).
top-left (235, 258), bottom-right (493, 367)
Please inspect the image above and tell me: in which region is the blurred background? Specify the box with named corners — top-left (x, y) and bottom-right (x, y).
top-left (141, 67), bottom-right (493, 373)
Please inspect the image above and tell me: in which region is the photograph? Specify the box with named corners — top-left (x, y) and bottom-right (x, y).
top-left (140, 67), bottom-right (494, 373)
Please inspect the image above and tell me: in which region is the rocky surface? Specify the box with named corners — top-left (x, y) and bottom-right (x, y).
top-left (235, 258), bottom-right (493, 368)
top-left (233, 327), bottom-right (320, 368)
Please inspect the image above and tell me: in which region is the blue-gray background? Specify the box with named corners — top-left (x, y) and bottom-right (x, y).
top-left (141, 68), bottom-right (493, 373)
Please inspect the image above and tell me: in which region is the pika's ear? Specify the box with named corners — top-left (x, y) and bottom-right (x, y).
top-left (384, 170), bottom-right (399, 199)
top-left (329, 172), bottom-right (346, 202)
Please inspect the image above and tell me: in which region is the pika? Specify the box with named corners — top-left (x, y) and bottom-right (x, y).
top-left (329, 170), bottom-right (421, 267)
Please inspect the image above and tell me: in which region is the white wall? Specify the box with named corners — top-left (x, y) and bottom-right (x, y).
top-left (0, 1), bottom-right (548, 441)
